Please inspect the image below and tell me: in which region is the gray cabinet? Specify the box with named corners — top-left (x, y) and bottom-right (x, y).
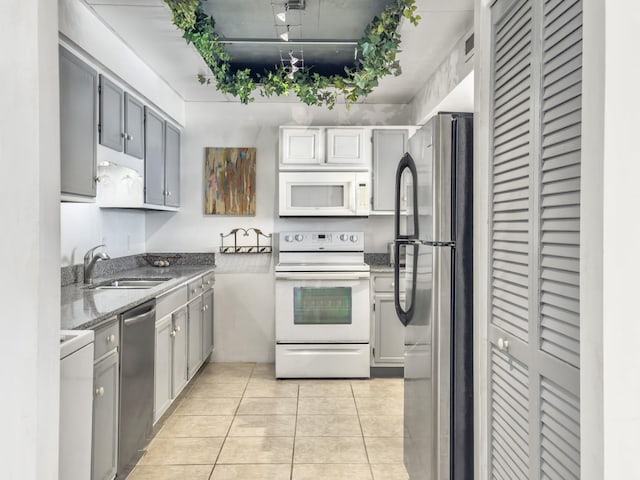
top-left (371, 273), bottom-right (405, 366)
top-left (124, 93), bottom-right (144, 159)
top-left (91, 319), bottom-right (119, 480)
top-left (144, 107), bottom-right (166, 206)
top-left (154, 316), bottom-right (172, 423)
top-left (59, 46), bottom-right (97, 198)
top-left (372, 129), bottom-right (407, 213)
top-left (202, 288), bottom-right (214, 359)
top-left (99, 75), bottom-right (124, 152)
top-left (164, 122), bottom-right (181, 207)
top-left (172, 307), bottom-right (188, 397)
top-left (187, 295), bottom-right (203, 379)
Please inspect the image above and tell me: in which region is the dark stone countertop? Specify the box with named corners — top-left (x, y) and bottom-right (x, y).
top-left (61, 265), bottom-right (216, 331)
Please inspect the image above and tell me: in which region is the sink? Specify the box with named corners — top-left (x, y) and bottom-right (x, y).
top-left (85, 278), bottom-right (171, 290)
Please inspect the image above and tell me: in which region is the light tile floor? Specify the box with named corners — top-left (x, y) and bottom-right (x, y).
top-left (128, 363), bottom-right (409, 480)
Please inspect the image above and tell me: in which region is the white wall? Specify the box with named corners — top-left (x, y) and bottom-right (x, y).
top-left (146, 101), bottom-right (412, 361)
top-left (61, 203), bottom-right (146, 266)
top-left (597, 1), bottom-right (640, 477)
top-left (410, 29), bottom-right (474, 125)
top-left (0, 0), bottom-right (60, 477)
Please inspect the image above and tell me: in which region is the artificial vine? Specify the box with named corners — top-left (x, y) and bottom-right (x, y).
top-left (165, 0), bottom-right (420, 108)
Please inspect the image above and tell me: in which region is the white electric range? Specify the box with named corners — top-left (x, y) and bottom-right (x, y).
top-left (274, 231), bottom-right (370, 378)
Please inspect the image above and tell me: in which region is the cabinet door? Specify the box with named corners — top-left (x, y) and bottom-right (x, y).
top-left (124, 93), bottom-right (144, 159)
top-left (99, 75), bottom-right (123, 152)
top-left (59, 46), bottom-right (97, 197)
top-left (172, 307), bottom-right (188, 398)
top-left (164, 122), bottom-right (181, 207)
top-left (374, 294), bottom-right (405, 364)
top-left (281, 128), bottom-right (322, 165)
top-left (92, 351), bottom-right (119, 480)
top-left (202, 288), bottom-right (214, 358)
top-left (154, 316), bottom-right (172, 423)
top-left (372, 129), bottom-right (407, 212)
top-left (144, 107), bottom-right (165, 205)
top-left (187, 296), bottom-right (203, 379)
top-left (326, 128), bottom-right (366, 166)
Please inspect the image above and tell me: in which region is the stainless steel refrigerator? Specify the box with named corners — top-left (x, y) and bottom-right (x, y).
top-left (393, 112), bottom-right (473, 480)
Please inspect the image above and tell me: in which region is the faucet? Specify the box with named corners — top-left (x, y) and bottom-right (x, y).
top-left (84, 245), bottom-right (111, 284)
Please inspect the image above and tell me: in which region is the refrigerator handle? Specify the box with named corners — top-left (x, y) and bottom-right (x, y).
top-left (394, 152), bottom-right (419, 241)
top-left (394, 239), bottom-right (419, 326)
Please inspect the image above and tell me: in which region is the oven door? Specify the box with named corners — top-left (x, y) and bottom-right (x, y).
top-left (275, 271), bottom-right (370, 343)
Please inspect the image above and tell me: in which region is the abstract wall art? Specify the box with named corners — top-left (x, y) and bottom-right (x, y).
top-left (204, 147), bottom-right (256, 216)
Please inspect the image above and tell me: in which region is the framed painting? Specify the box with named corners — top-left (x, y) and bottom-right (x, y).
top-left (204, 147), bottom-right (256, 215)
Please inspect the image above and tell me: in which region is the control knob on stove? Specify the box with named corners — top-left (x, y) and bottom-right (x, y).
top-left (350, 234), bottom-right (358, 243)
top-left (339, 233), bottom-right (349, 241)
top-left (294, 234), bottom-right (304, 242)
top-left (284, 234), bottom-right (293, 242)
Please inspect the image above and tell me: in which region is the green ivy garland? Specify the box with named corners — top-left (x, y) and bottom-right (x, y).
top-left (165, 0), bottom-right (420, 108)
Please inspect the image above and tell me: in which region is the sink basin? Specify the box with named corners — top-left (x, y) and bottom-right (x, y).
top-left (86, 278), bottom-right (171, 290)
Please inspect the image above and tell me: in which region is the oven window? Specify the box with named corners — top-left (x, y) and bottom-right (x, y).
top-left (291, 185), bottom-right (344, 208)
top-left (293, 287), bottom-right (352, 325)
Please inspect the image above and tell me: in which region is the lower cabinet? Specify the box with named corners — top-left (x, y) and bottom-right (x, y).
top-left (187, 295), bottom-right (204, 379)
top-left (151, 271), bottom-right (215, 424)
top-left (371, 273), bottom-right (405, 367)
top-left (154, 315), bottom-right (172, 423)
top-left (92, 349), bottom-right (119, 480)
top-left (172, 307), bottom-right (188, 397)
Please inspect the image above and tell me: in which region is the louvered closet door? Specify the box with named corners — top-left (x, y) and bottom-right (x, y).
top-left (488, 0), bottom-right (582, 479)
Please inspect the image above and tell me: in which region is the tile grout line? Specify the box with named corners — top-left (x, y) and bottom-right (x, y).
top-left (207, 362), bottom-right (255, 480)
top-left (352, 381), bottom-right (376, 480)
top-left (291, 381), bottom-right (300, 480)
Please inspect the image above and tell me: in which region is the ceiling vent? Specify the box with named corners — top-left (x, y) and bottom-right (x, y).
top-left (286, 0), bottom-right (306, 10)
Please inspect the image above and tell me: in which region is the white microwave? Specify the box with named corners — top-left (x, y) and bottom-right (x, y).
top-left (279, 171), bottom-right (370, 217)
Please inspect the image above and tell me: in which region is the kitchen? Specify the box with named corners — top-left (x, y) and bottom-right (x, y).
top-left (2, 0), bottom-right (639, 480)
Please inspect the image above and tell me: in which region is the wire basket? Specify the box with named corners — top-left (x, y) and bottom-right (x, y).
top-left (143, 254), bottom-right (182, 267)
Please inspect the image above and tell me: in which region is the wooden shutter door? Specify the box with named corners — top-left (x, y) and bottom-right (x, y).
top-left (488, 0), bottom-right (582, 478)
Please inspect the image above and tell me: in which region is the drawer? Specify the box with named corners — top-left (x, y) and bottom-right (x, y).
top-left (188, 277), bottom-right (203, 300)
top-left (201, 272), bottom-right (215, 291)
top-left (93, 317), bottom-right (119, 360)
top-left (156, 285), bottom-right (188, 319)
top-left (373, 274), bottom-right (405, 293)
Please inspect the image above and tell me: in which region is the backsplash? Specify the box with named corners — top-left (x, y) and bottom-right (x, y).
top-left (61, 252), bottom-right (216, 286)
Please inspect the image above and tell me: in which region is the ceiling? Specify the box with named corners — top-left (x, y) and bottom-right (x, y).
top-left (83, 0), bottom-right (474, 104)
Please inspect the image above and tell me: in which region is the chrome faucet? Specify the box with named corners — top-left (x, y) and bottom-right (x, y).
top-left (84, 245), bottom-right (111, 284)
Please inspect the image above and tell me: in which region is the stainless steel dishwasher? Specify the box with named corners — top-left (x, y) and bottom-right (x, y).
top-left (118, 300), bottom-right (156, 474)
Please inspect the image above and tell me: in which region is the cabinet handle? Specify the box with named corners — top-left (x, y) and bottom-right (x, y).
top-left (128, 134), bottom-right (133, 141)
top-left (121, 132), bottom-right (126, 138)
top-left (170, 330), bottom-right (176, 338)
top-left (204, 280), bottom-right (211, 286)
top-left (497, 337), bottom-right (510, 352)
top-left (106, 334), bottom-right (116, 344)
top-left (175, 325), bottom-right (181, 332)
top-left (390, 281), bottom-right (395, 288)
top-left (191, 288), bottom-right (197, 295)
top-left (167, 191), bottom-right (172, 196)
top-left (202, 305), bottom-right (208, 312)
top-left (95, 386), bottom-right (105, 397)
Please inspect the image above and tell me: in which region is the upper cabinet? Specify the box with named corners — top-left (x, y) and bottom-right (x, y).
top-left (60, 47), bottom-right (181, 210)
top-left (326, 128), bottom-right (366, 166)
top-left (281, 128), bottom-right (324, 166)
top-left (98, 75), bottom-right (124, 152)
top-left (371, 129), bottom-right (408, 214)
top-left (144, 107), bottom-right (165, 206)
top-left (144, 107), bottom-right (181, 209)
top-left (280, 127), bottom-right (367, 169)
top-left (124, 93), bottom-right (144, 159)
top-left (59, 46), bottom-right (98, 199)
top-left (99, 77), bottom-right (145, 160)
top-left (164, 123), bottom-right (181, 208)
